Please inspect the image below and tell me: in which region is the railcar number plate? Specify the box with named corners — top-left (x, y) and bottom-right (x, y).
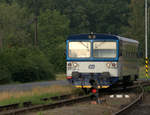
top-left (88, 64), bottom-right (95, 69)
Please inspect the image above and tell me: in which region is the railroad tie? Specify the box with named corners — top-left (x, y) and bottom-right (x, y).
top-left (110, 94), bottom-right (130, 98)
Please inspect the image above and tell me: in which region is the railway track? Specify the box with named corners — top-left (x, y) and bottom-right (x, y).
top-left (0, 81), bottom-right (149, 115)
top-left (0, 90), bottom-right (116, 115)
top-left (0, 95), bottom-right (91, 115)
top-left (114, 82), bottom-right (145, 115)
top-left (0, 94), bottom-right (74, 112)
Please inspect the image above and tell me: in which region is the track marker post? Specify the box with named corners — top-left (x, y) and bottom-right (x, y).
top-left (145, 57), bottom-right (149, 78)
top-left (145, 0), bottom-right (149, 79)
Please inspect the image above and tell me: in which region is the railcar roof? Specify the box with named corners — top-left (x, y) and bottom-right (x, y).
top-left (117, 36), bottom-right (139, 44)
top-left (67, 34), bottom-right (139, 44)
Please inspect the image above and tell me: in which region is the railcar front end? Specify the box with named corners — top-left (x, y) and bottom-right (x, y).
top-left (66, 34), bottom-right (120, 89)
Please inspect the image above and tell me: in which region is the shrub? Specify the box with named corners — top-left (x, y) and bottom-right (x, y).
top-left (0, 66), bottom-right (11, 84)
top-left (0, 47), bottom-right (55, 83)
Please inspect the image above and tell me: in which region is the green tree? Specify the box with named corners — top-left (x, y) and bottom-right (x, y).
top-left (0, 2), bottom-right (34, 48)
top-left (123, 0), bottom-right (145, 55)
top-left (38, 9), bottom-right (70, 72)
top-left (85, 0), bottom-right (129, 34)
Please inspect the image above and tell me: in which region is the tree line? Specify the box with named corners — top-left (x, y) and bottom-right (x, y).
top-left (0, 0), bottom-right (149, 83)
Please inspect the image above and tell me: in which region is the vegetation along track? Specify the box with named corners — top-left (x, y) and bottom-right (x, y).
top-left (0, 89), bottom-right (118, 115)
top-left (0, 94), bottom-right (74, 112)
top-left (0, 81), bottom-right (149, 115)
top-left (0, 94), bottom-right (91, 115)
top-left (114, 82), bottom-right (146, 115)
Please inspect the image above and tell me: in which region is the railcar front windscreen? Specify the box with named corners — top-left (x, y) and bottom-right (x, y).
top-left (69, 42), bottom-right (91, 58)
top-left (93, 42), bottom-right (117, 58)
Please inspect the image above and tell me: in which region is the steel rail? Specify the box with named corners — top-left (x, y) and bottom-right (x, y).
top-left (114, 83), bottom-right (145, 115)
top-left (0, 90), bottom-right (118, 115)
top-left (0, 95), bottom-right (91, 115)
top-left (0, 93), bottom-right (77, 112)
top-left (0, 81), bottom-right (149, 115)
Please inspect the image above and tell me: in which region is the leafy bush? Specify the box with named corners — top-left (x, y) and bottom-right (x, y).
top-left (0, 66), bottom-right (11, 84)
top-left (0, 47), bottom-right (55, 83)
top-left (45, 43), bottom-right (66, 73)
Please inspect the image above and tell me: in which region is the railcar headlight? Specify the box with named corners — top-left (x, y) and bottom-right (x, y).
top-left (67, 62), bottom-right (72, 70)
top-left (68, 63), bottom-right (72, 67)
top-left (72, 63), bottom-right (79, 70)
top-left (106, 62), bottom-right (117, 68)
top-left (73, 63), bottom-right (78, 67)
top-left (112, 63), bottom-right (116, 67)
top-left (106, 63), bottom-right (111, 68)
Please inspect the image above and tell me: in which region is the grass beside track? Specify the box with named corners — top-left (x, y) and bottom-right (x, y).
top-left (0, 85), bottom-right (83, 106)
top-left (56, 74), bottom-right (66, 80)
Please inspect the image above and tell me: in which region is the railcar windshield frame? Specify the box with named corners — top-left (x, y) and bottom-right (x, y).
top-left (68, 41), bottom-right (91, 58)
top-left (93, 41), bottom-right (117, 58)
top-left (66, 40), bottom-right (119, 61)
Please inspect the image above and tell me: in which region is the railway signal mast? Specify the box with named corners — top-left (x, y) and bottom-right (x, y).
top-left (145, 0), bottom-right (149, 78)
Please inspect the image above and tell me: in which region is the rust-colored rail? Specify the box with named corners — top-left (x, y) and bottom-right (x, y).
top-left (114, 83), bottom-right (145, 115)
top-left (0, 93), bottom-right (74, 112)
top-left (0, 81), bottom-right (149, 115)
top-left (0, 95), bottom-right (91, 115)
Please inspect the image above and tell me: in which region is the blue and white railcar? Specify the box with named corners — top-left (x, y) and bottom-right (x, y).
top-left (66, 33), bottom-right (139, 89)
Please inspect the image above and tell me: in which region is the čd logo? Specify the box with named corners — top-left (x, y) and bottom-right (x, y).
top-left (88, 64), bottom-right (95, 69)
